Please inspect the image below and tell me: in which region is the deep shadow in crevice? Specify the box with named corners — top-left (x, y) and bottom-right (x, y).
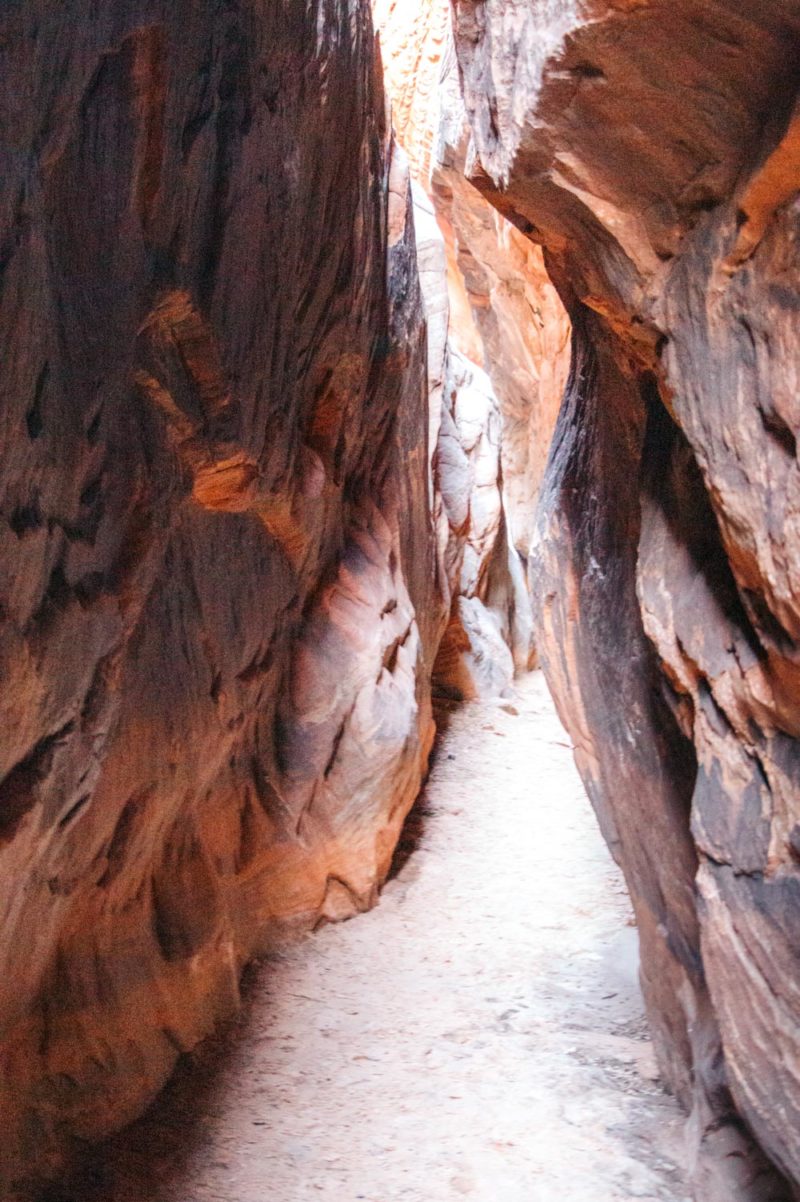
top-left (639, 371), bottom-right (767, 664)
top-left (37, 960), bottom-right (274, 1202)
top-left (387, 695), bottom-right (460, 881)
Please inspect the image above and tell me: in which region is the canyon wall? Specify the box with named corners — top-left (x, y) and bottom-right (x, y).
top-left (450, 0), bottom-right (800, 1197)
top-left (0, 2), bottom-right (444, 1193)
top-left (7, 0), bottom-right (797, 1197)
top-left (374, 0), bottom-right (570, 695)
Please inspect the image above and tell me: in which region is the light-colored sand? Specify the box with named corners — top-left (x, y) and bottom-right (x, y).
top-left (67, 672), bottom-right (690, 1202)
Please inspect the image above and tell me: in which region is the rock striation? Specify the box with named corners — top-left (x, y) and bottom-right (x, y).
top-left (0, 2), bottom-right (444, 1192)
top-left (451, 0), bottom-right (800, 1197)
top-left (414, 179), bottom-right (527, 700)
top-left (8, 0), bottom-right (800, 1198)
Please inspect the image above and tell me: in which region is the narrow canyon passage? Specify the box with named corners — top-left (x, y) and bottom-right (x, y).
top-left (63, 675), bottom-right (689, 1202)
top-left (4, 3), bottom-right (800, 1196)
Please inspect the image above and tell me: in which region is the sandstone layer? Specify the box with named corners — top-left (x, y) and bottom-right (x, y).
top-left (371, 0), bottom-right (453, 182)
top-left (374, 0), bottom-right (570, 696)
top-left (0, 2), bottom-right (443, 1193)
top-left (432, 92), bottom-right (570, 560)
top-left (412, 180), bottom-right (525, 699)
top-left (451, 1), bottom-right (800, 1197)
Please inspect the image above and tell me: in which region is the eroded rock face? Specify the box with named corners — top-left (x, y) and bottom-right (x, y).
top-left (374, 0), bottom-right (569, 696)
top-left (434, 348), bottom-right (519, 696)
top-left (0, 2), bottom-right (442, 1192)
top-left (452, 0), bottom-right (800, 1196)
top-left (413, 182), bottom-right (532, 698)
top-left (432, 109), bottom-right (570, 560)
top-left (371, 0), bottom-right (453, 182)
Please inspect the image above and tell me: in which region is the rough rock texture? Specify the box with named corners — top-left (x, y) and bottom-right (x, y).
top-left (432, 150), bottom-right (570, 558)
top-left (374, 1), bottom-right (569, 695)
top-left (371, 0), bottom-right (453, 182)
top-left (0, 2), bottom-right (443, 1193)
top-left (451, 0), bottom-right (800, 1197)
top-left (434, 348), bottom-right (522, 696)
top-left (373, 0), bottom-right (570, 556)
top-left (413, 183), bottom-right (530, 698)
top-left (406, 174), bottom-right (514, 702)
top-left (428, 46), bottom-right (570, 558)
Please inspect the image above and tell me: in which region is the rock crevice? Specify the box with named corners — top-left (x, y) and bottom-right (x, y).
top-left (3, 1), bottom-right (800, 1198)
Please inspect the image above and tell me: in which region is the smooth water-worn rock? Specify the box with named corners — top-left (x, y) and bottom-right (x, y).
top-left (452, 0), bottom-right (800, 1196)
top-left (0, 2), bottom-right (444, 1192)
top-left (412, 183), bottom-right (522, 698)
top-left (375, 2), bottom-right (569, 695)
top-left (432, 105), bottom-right (570, 561)
top-left (8, 1), bottom-right (800, 1198)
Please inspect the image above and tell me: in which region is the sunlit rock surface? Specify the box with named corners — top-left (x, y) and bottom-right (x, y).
top-left (375, 0), bottom-right (569, 695)
top-left (433, 349), bottom-right (519, 698)
top-left (452, 0), bottom-right (800, 1196)
top-left (412, 177), bottom-right (533, 698)
top-left (0, 2), bottom-right (444, 1192)
top-left (371, 0), bottom-right (452, 182)
top-left (411, 182), bottom-right (519, 699)
top-left (432, 81), bottom-right (570, 560)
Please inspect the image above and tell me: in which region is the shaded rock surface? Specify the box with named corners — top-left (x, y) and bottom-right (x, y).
top-left (0, 2), bottom-right (444, 1192)
top-left (450, 0), bottom-right (800, 1197)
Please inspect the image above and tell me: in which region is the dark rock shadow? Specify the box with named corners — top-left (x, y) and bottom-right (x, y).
top-left (35, 959), bottom-right (274, 1202)
top-left (386, 693), bottom-right (461, 880)
top-left (38, 698), bottom-right (465, 1201)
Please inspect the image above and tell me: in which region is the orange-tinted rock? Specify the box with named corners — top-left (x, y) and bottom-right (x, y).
top-left (412, 187), bottom-right (532, 698)
top-left (452, 0), bottom-right (800, 1196)
top-left (371, 0), bottom-right (452, 182)
top-left (375, 1), bottom-right (569, 695)
top-left (432, 96), bottom-right (570, 559)
top-left (0, 3), bottom-right (442, 1193)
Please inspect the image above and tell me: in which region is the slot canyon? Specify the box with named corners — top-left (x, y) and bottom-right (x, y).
top-left (1, 1), bottom-right (799, 1199)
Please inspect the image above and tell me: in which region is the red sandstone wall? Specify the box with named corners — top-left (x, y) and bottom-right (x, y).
top-left (0, 4), bottom-right (443, 1193)
top-left (452, 1), bottom-right (800, 1197)
top-left (374, 0), bottom-right (570, 693)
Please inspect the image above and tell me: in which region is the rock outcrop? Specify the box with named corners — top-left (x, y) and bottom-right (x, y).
top-left (451, 0), bottom-right (800, 1197)
top-left (0, 3), bottom-right (443, 1193)
top-left (414, 180), bottom-right (526, 699)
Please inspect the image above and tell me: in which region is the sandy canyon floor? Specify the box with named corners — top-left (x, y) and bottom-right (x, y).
top-left (57, 672), bottom-right (690, 1202)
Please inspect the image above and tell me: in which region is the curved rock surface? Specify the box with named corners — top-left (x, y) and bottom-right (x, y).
top-left (0, 2), bottom-right (443, 1193)
top-left (6, 0), bottom-right (799, 1197)
top-left (432, 105), bottom-right (570, 560)
top-left (451, 0), bottom-right (800, 1197)
top-left (374, 1), bottom-right (570, 695)
top-left (413, 180), bottom-right (526, 699)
